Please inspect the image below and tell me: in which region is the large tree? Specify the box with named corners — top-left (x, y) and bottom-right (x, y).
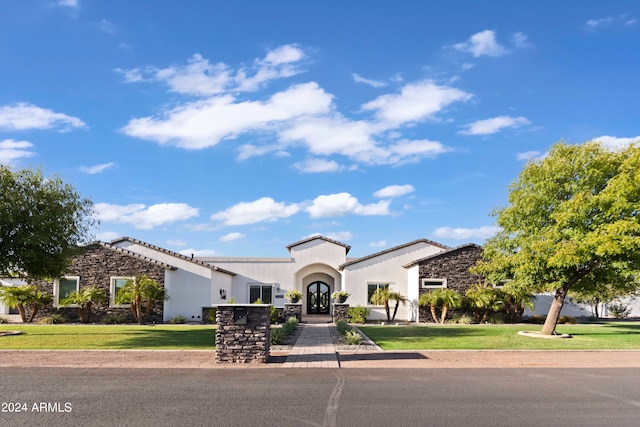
top-left (0, 166), bottom-right (95, 280)
top-left (474, 142), bottom-right (640, 335)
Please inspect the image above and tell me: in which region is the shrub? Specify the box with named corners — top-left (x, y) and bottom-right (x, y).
top-left (558, 315), bottom-right (577, 324)
top-left (101, 313), bottom-right (128, 324)
top-left (609, 303), bottom-right (632, 319)
top-left (0, 316), bottom-right (8, 324)
top-left (208, 308), bottom-right (217, 324)
top-left (343, 329), bottom-right (362, 345)
top-left (168, 315), bottom-right (187, 324)
top-left (336, 320), bottom-right (351, 335)
top-left (446, 314), bottom-right (473, 325)
top-left (38, 314), bottom-right (66, 324)
top-left (270, 329), bottom-right (286, 345)
top-left (527, 315), bottom-right (547, 324)
top-left (347, 305), bottom-right (370, 324)
top-left (485, 313), bottom-right (504, 324)
top-left (270, 306), bottom-right (281, 324)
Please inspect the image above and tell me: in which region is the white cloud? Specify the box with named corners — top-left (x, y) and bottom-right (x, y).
top-left (96, 231), bottom-right (120, 242)
top-left (80, 162), bottom-right (115, 174)
top-left (369, 240), bottom-right (387, 248)
top-left (361, 80), bottom-right (472, 126)
top-left (0, 139), bottom-right (35, 165)
top-left (220, 232), bottom-right (246, 242)
top-left (57, 0), bottom-right (79, 7)
top-left (586, 17), bottom-right (615, 28)
top-left (432, 226), bottom-right (502, 240)
top-left (516, 151), bottom-right (543, 161)
top-left (166, 239), bottom-right (187, 246)
top-left (512, 32), bottom-right (532, 49)
top-left (594, 135), bottom-right (640, 150)
top-left (373, 184), bottom-right (415, 198)
top-left (352, 73), bottom-right (387, 88)
top-left (122, 82), bottom-right (332, 149)
top-left (117, 44), bottom-right (305, 96)
top-left (211, 197), bottom-right (300, 225)
top-left (95, 202), bottom-right (199, 230)
top-left (324, 231), bottom-right (353, 241)
top-left (453, 30), bottom-right (510, 57)
top-left (460, 115), bottom-right (530, 135)
top-left (0, 103), bottom-right (86, 132)
top-left (99, 19), bottom-right (117, 35)
top-left (306, 192), bottom-right (390, 218)
top-left (179, 248), bottom-right (217, 257)
top-left (293, 158), bottom-right (342, 173)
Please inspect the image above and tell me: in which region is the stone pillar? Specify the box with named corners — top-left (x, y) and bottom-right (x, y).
top-left (333, 303), bottom-right (349, 323)
top-left (283, 303), bottom-right (302, 322)
top-left (215, 304), bottom-right (270, 363)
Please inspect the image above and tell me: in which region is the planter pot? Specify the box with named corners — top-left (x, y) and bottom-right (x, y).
top-left (288, 297), bottom-right (300, 304)
top-left (337, 296), bottom-right (348, 304)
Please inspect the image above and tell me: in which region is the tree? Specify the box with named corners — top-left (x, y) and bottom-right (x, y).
top-left (0, 167), bottom-right (96, 280)
top-left (499, 284), bottom-right (535, 323)
top-left (60, 286), bottom-right (108, 323)
top-left (473, 142), bottom-right (640, 334)
top-left (569, 283), bottom-right (635, 318)
top-left (418, 288), bottom-right (463, 324)
top-left (0, 285), bottom-right (52, 323)
top-left (115, 275), bottom-right (167, 324)
top-left (370, 288), bottom-right (407, 322)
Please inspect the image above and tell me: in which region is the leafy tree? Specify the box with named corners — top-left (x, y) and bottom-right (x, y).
top-left (370, 288), bottom-right (407, 322)
top-left (418, 288), bottom-right (463, 324)
top-left (0, 167), bottom-right (95, 280)
top-left (0, 285), bottom-right (52, 323)
top-left (115, 275), bottom-right (167, 324)
top-left (569, 283), bottom-right (636, 318)
top-left (473, 142), bottom-right (640, 334)
top-left (464, 283), bottom-right (503, 323)
top-left (60, 286), bottom-right (108, 323)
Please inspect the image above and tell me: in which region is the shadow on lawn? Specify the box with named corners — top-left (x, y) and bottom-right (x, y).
top-left (337, 352), bottom-right (428, 363)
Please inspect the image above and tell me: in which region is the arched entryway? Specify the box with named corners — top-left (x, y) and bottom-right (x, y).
top-left (307, 281), bottom-right (330, 314)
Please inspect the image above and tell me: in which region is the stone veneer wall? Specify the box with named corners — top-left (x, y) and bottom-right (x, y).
top-left (215, 305), bottom-right (270, 363)
top-left (34, 243), bottom-right (167, 323)
top-left (283, 303), bottom-right (302, 322)
top-left (333, 303), bottom-right (349, 322)
top-left (417, 245), bottom-right (483, 323)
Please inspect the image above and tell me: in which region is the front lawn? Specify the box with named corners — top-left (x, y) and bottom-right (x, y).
top-left (358, 322), bottom-right (640, 350)
top-left (0, 325), bottom-right (217, 350)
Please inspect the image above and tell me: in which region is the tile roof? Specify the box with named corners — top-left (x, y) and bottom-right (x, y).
top-left (109, 237), bottom-right (236, 276)
top-left (339, 238), bottom-right (450, 270)
top-left (88, 241), bottom-right (178, 270)
top-left (286, 235), bottom-right (351, 254)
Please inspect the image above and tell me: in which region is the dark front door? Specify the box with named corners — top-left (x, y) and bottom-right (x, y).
top-left (307, 281), bottom-right (330, 314)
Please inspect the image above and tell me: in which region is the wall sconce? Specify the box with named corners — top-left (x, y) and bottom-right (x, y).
top-left (219, 289), bottom-right (227, 300)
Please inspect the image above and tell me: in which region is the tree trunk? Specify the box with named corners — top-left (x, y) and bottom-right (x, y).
top-left (391, 301), bottom-right (400, 321)
top-left (541, 285), bottom-right (570, 335)
top-left (440, 306), bottom-right (448, 324)
top-left (384, 302), bottom-right (391, 322)
top-left (27, 303), bottom-right (38, 323)
top-left (135, 295), bottom-right (143, 324)
top-left (429, 304), bottom-right (438, 323)
top-left (77, 306), bottom-right (85, 323)
top-left (17, 305), bottom-right (27, 323)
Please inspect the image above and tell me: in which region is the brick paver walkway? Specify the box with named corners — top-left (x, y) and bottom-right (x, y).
top-left (281, 322), bottom-right (339, 368)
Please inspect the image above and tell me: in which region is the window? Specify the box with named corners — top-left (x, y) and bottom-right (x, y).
top-left (55, 276), bottom-right (79, 306)
top-left (110, 277), bottom-right (133, 307)
top-left (249, 284), bottom-right (273, 304)
top-left (367, 283), bottom-right (389, 305)
top-left (421, 278), bottom-right (447, 289)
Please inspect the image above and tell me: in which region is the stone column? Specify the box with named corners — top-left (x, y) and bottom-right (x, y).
top-left (333, 303), bottom-right (349, 323)
top-left (283, 303), bottom-right (302, 322)
top-left (215, 304), bottom-right (270, 363)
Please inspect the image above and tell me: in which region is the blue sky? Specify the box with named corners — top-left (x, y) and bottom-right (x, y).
top-left (1, 0), bottom-right (638, 258)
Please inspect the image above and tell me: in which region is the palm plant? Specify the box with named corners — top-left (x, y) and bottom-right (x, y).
top-left (465, 282), bottom-right (503, 323)
top-left (500, 284), bottom-right (535, 323)
top-left (0, 285), bottom-right (52, 323)
top-left (418, 288), bottom-right (463, 324)
top-left (60, 286), bottom-right (108, 323)
top-left (115, 275), bottom-right (167, 324)
top-left (370, 288), bottom-right (407, 322)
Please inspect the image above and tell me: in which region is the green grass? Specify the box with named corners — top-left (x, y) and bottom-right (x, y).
top-left (0, 325), bottom-right (217, 350)
top-left (359, 322), bottom-right (640, 350)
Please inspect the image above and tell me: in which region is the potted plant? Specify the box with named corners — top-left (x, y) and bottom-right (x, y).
top-left (285, 289), bottom-right (303, 303)
top-left (332, 290), bottom-right (350, 303)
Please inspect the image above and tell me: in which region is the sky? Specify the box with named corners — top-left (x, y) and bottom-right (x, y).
top-left (1, 0), bottom-right (638, 258)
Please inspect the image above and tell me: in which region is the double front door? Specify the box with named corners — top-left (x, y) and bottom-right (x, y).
top-left (307, 281), bottom-right (330, 314)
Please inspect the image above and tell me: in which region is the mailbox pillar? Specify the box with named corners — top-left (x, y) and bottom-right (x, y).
top-left (215, 304), bottom-right (271, 363)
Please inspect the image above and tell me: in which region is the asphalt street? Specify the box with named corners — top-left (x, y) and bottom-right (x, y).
top-left (1, 367), bottom-right (639, 427)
